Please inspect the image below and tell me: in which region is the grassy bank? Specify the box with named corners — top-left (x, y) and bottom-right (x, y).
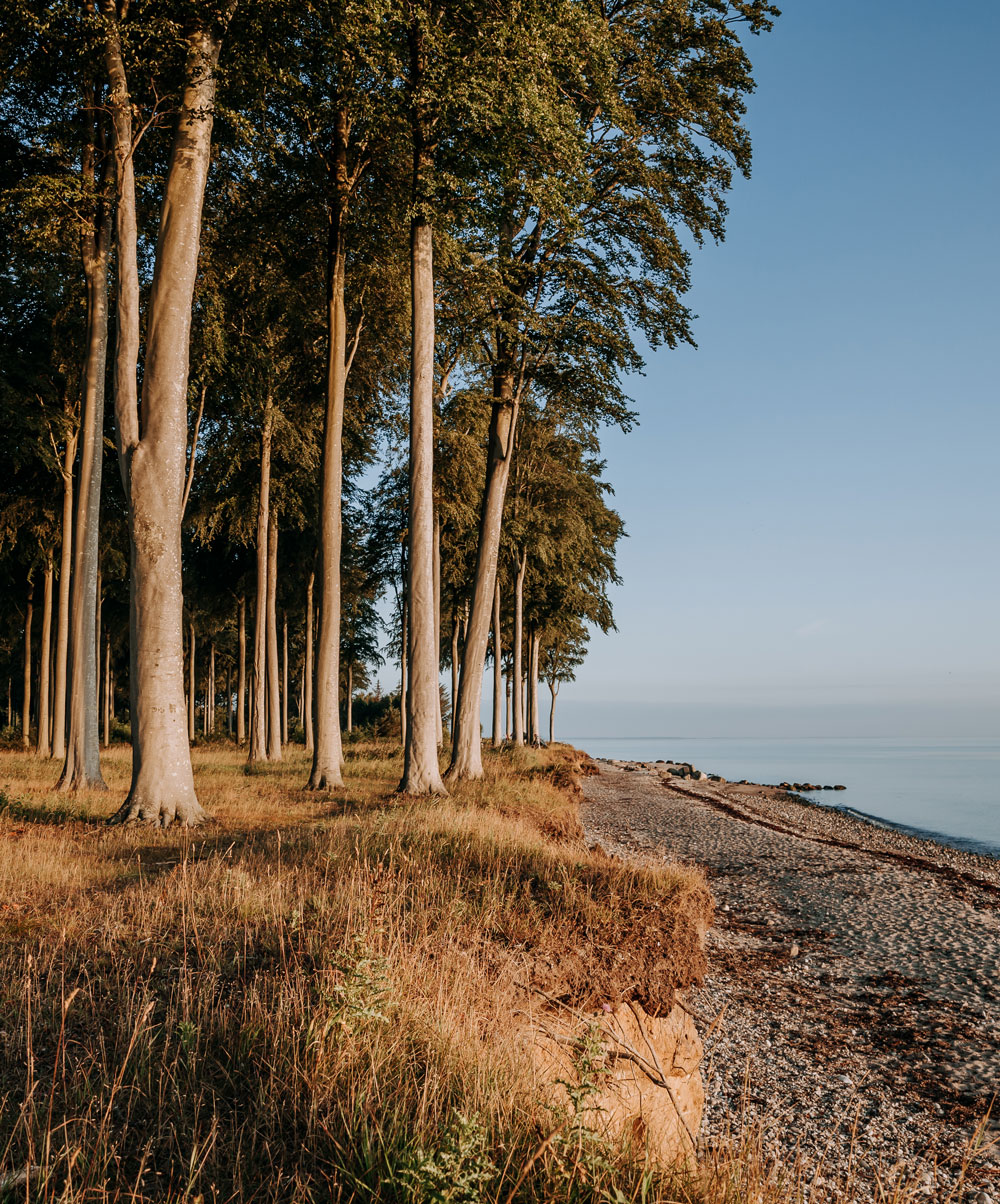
top-left (0, 740), bottom-right (796, 1203)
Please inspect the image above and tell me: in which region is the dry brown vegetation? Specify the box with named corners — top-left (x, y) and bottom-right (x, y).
top-left (0, 740), bottom-right (941, 1203)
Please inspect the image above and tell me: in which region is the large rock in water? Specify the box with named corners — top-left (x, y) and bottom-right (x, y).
top-left (528, 1000), bottom-right (704, 1168)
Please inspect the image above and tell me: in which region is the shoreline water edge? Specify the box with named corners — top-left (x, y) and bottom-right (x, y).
top-left (580, 757), bottom-right (1000, 1202)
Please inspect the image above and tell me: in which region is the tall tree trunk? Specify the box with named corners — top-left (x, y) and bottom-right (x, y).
top-left (346, 663), bottom-right (353, 734)
top-left (400, 595), bottom-right (408, 748)
top-left (525, 626), bottom-right (533, 743)
top-left (450, 608), bottom-right (460, 735)
top-left (226, 664), bottom-right (232, 736)
top-left (548, 680), bottom-right (558, 744)
top-left (505, 672), bottom-right (511, 740)
top-left (400, 212), bottom-right (446, 794)
top-left (446, 365), bottom-right (519, 781)
top-left (108, 19), bottom-right (227, 825)
top-left (21, 581), bottom-right (34, 748)
top-left (249, 407), bottom-right (272, 766)
top-left (37, 560), bottom-right (54, 757)
top-left (512, 549), bottom-right (526, 746)
top-left (266, 517), bottom-right (282, 761)
top-left (433, 508), bottom-right (442, 745)
top-left (237, 595), bottom-right (246, 743)
top-left (209, 640), bottom-right (216, 736)
top-left (52, 430), bottom-right (76, 762)
top-left (188, 621), bottom-right (196, 741)
top-left (102, 631), bottom-right (111, 748)
top-left (491, 576), bottom-right (503, 747)
top-left (281, 611), bottom-right (288, 746)
top-left (304, 571), bottom-right (314, 754)
top-left (308, 153), bottom-right (349, 791)
top-left (59, 131), bottom-right (111, 790)
top-left (528, 627), bottom-right (541, 746)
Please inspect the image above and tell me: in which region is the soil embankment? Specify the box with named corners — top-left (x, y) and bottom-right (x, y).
top-left (581, 760), bottom-right (1000, 1202)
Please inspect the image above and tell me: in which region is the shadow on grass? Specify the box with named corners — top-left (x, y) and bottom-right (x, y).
top-left (0, 789), bottom-right (103, 827)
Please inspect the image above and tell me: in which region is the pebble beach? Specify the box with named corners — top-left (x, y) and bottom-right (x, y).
top-left (580, 759), bottom-right (1000, 1202)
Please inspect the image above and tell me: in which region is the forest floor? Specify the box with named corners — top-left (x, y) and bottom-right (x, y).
top-left (581, 761), bottom-right (1000, 1204)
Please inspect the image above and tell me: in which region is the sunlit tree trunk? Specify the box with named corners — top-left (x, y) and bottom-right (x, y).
top-left (237, 595), bottom-right (246, 743)
top-left (505, 672), bottom-right (511, 740)
top-left (59, 133), bottom-right (111, 790)
top-left (102, 631), bottom-right (111, 748)
top-left (433, 509), bottom-right (443, 745)
top-left (528, 627), bottom-right (541, 746)
top-left (108, 20), bottom-right (225, 825)
top-left (446, 360), bottom-right (519, 781)
top-left (309, 143), bottom-right (349, 791)
top-left (266, 517), bottom-right (281, 762)
top-left (37, 560), bottom-right (53, 757)
top-left (21, 581), bottom-right (34, 749)
top-left (188, 621), bottom-right (196, 741)
top-left (249, 407), bottom-right (272, 766)
top-left (209, 640), bottom-right (216, 736)
top-left (512, 549), bottom-right (526, 746)
top-left (400, 594), bottom-right (408, 748)
top-left (548, 679), bottom-right (559, 744)
top-left (450, 608), bottom-right (460, 735)
top-left (400, 210), bottom-right (446, 795)
top-left (52, 428), bottom-right (77, 762)
top-left (491, 577), bottom-right (503, 747)
top-left (346, 663), bottom-right (353, 733)
top-left (304, 571), bottom-right (314, 754)
top-left (281, 611), bottom-right (288, 746)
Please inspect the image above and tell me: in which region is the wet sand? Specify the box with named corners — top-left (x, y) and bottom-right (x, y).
top-left (580, 760), bottom-right (1000, 1202)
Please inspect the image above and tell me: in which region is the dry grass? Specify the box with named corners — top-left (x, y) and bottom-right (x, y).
top-left (0, 741), bottom-right (960, 1203)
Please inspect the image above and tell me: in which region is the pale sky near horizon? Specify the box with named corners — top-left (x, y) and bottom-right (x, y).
top-left (557, 0), bottom-right (1000, 738)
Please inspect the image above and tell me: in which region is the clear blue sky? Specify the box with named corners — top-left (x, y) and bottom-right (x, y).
top-left (559, 0), bottom-right (1000, 738)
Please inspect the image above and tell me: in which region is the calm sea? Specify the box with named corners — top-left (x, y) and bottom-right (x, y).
top-left (569, 736), bottom-right (1000, 858)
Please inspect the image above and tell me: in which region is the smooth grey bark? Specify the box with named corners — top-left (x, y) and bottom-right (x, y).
top-left (304, 571), bottom-right (314, 754)
top-left (281, 612), bottom-right (288, 746)
top-left (400, 596), bottom-right (408, 748)
top-left (308, 167), bottom-right (349, 791)
top-left (266, 517), bottom-right (281, 761)
top-left (249, 409), bottom-right (272, 766)
top-left (433, 509), bottom-right (443, 745)
top-left (102, 631), bottom-right (111, 747)
top-left (108, 20), bottom-right (227, 825)
top-left (512, 549), bottom-right (526, 746)
top-left (528, 626), bottom-right (541, 746)
top-left (446, 368), bottom-right (519, 780)
top-left (346, 663), bottom-right (353, 733)
top-left (450, 608), bottom-right (460, 735)
top-left (21, 581), bottom-right (33, 748)
top-left (491, 578), bottom-right (503, 747)
top-left (52, 428), bottom-right (76, 761)
top-left (399, 215), bottom-right (446, 795)
top-left (548, 678), bottom-right (559, 744)
top-left (237, 595), bottom-right (246, 743)
top-left (505, 672), bottom-right (511, 740)
top-left (209, 640), bottom-right (216, 736)
top-left (37, 560), bottom-right (53, 757)
top-left (188, 622), bottom-right (196, 741)
top-left (59, 129), bottom-right (111, 790)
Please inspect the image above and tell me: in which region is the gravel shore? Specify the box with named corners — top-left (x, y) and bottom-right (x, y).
top-left (580, 760), bottom-right (1000, 1202)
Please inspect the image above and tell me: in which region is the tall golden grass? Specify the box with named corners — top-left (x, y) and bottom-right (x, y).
top-left (0, 741), bottom-right (967, 1202)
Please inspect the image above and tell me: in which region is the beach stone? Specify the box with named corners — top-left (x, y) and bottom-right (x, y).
top-left (529, 1001), bottom-right (703, 1169)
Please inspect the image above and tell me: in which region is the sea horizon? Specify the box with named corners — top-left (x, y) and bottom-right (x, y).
top-left (568, 734), bottom-right (1000, 859)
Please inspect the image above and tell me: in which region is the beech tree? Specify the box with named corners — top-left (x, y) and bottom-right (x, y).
top-left (103, 2), bottom-right (238, 825)
top-left (448, 0), bottom-right (777, 779)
